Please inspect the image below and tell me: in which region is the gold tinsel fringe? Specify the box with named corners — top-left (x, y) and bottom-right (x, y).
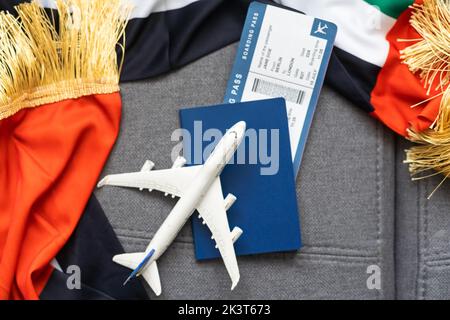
top-left (401, 0), bottom-right (450, 196)
top-left (401, 0), bottom-right (450, 95)
top-left (0, 0), bottom-right (131, 120)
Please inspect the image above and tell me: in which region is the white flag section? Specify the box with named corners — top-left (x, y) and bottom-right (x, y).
top-left (275, 0), bottom-right (396, 67)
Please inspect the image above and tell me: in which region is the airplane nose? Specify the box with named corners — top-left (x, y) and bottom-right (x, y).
top-left (234, 121), bottom-right (246, 138)
top-left (226, 121), bottom-right (246, 149)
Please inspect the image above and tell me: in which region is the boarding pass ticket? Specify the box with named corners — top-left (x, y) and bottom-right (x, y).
top-left (224, 1), bottom-right (337, 175)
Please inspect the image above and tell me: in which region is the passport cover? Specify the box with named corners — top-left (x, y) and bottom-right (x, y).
top-left (179, 98), bottom-right (301, 260)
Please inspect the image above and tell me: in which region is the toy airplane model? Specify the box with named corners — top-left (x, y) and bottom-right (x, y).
top-left (97, 121), bottom-right (247, 296)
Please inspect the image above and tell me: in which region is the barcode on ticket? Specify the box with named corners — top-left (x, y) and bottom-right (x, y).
top-left (251, 78), bottom-right (306, 105)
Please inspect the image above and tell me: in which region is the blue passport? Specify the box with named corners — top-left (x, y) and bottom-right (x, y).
top-left (179, 98), bottom-right (301, 260)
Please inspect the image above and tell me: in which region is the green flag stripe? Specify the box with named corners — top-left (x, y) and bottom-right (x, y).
top-left (364, 0), bottom-right (413, 18)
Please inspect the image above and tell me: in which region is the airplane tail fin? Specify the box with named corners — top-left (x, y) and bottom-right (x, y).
top-left (140, 261), bottom-right (161, 296)
top-left (113, 252), bottom-right (162, 296)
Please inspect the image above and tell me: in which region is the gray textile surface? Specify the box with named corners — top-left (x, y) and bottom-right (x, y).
top-left (396, 138), bottom-right (450, 300)
top-left (95, 44), bottom-right (396, 299)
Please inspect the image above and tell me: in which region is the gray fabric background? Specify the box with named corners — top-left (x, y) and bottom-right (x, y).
top-left (95, 43), bottom-right (398, 299)
top-left (396, 138), bottom-right (450, 300)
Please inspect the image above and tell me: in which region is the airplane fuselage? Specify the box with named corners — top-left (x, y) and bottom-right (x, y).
top-left (142, 122), bottom-right (245, 266)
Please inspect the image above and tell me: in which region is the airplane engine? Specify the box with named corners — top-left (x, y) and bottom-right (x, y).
top-left (224, 193), bottom-right (237, 211)
top-left (172, 156), bottom-right (187, 168)
top-left (141, 160), bottom-right (155, 172)
top-left (140, 160), bottom-right (155, 191)
top-left (231, 227), bottom-right (243, 243)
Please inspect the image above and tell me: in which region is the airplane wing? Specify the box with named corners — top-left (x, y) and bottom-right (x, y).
top-left (97, 165), bottom-right (203, 198)
top-left (196, 177), bottom-right (240, 290)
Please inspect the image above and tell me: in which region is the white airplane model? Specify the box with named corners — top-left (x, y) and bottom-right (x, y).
top-left (97, 121), bottom-right (247, 296)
